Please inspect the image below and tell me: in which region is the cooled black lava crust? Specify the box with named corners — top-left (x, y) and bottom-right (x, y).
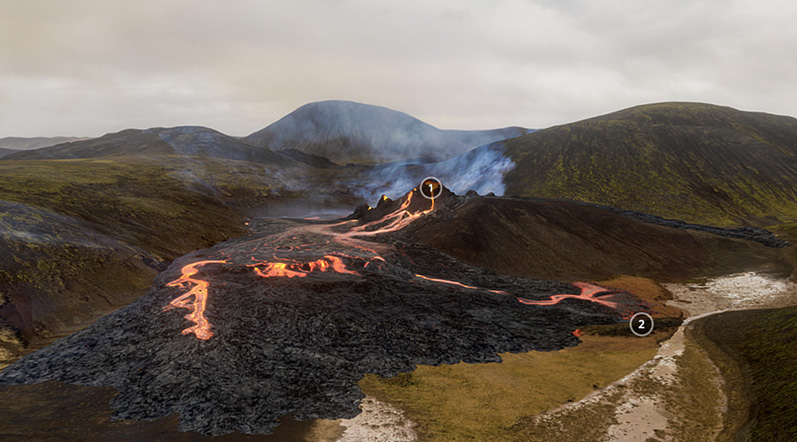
top-left (0, 215), bottom-right (632, 436)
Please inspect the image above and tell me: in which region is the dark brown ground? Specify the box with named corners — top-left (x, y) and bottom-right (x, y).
top-left (0, 381), bottom-right (340, 442)
top-left (411, 197), bottom-right (792, 281)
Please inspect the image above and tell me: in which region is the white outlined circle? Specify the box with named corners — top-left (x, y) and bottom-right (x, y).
top-left (629, 312), bottom-right (654, 337)
top-left (419, 177), bottom-right (442, 200)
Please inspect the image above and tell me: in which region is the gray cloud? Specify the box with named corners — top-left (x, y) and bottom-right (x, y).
top-left (1, 0), bottom-right (795, 137)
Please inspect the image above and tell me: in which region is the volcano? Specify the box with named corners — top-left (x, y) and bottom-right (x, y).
top-left (244, 100), bottom-right (532, 164)
top-left (0, 185), bottom-right (643, 436)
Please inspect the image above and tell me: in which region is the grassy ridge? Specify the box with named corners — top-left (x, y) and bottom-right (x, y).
top-left (691, 306), bottom-right (797, 441)
top-left (0, 158), bottom-right (248, 255)
top-left (0, 153), bottom-right (368, 366)
top-left (0, 157), bottom-right (264, 364)
top-left (503, 102), bottom-right (797, 227)
top-left (411, 197), bottom-right (792, 282)
top-left (359, 334), bottom-right (662, 441)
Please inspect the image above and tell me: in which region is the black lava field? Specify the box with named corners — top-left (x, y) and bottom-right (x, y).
top-left (0, 188), bottom-right (644, 436)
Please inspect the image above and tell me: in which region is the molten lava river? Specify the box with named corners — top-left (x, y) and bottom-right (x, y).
top-left (0, 187), bottom-right (647, 436)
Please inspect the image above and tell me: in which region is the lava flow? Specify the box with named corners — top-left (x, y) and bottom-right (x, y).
top-left (162, 185), bottom-right (626, 341)
top-left (162, 187), bottom-right (435, 340)
top-left (516, 282), bottom-right (621, 309)
top-left (413, 275), bottom-right (623, 309)
top-left (251, 255), bottom-right (360, 279)
top-left (2, 185), bottom-right (653, 438)
top-left (414, 273), bottom-right (509, 295)
top-left (163, 251), bottom-right (379, 339)
top-left (162, 260), bottom-right (227, 339)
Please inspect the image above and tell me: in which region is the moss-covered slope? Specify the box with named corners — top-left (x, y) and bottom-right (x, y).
top-left (502, 102), bottom-right (797, 226)
top-left (0, 159), bottom-right (250, 358)
top-left (0, 155), bottom-right (363, 365)
top-left (691, 305), bottom-right (797, 441)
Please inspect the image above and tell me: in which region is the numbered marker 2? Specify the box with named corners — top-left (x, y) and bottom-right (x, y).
top-left (629, 312), bottom-right (654, 337)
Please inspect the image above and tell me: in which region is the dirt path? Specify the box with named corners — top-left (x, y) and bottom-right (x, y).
top-left (337, 396), bottom-right (417, 442)
top-left (611, 272), bottom-right (795, 441)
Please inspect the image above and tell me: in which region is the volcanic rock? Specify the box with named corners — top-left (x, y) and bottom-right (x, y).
top-left (243, 100), bottom-right (532, 164)
top-left (0, 188), bottom-right (635, 436)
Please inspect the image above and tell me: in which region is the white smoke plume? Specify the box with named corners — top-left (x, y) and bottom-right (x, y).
top-left (353, 143), bottom-right (515, 202)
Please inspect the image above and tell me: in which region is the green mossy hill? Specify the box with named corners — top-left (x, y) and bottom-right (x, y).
top-left (0, 159), bottom-right (251, 353)
top-left (502, 102), bottom-right (797, 227)
top-left (0, 159), bottom-right (263, 252)
top-left (0, 154), bottom-right (366, 366)
top-left (692, 306), bottom-right (797, 441)
top-left (0, 154), bottom-right (358, 366)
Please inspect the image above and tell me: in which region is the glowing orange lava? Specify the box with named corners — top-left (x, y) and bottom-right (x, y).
top-left (414, 274), bottom-right (509, 294)
top-left (516, 282), bottom-right (620, 309)
top-left (163, 188), bottom-right (626, 341)
top-left (306, 259), bottom-right (330, 272)
top-left (324, 255), bottom-right (359, 275)
top-left (415, 276), bottom-right (620, 310)
top-left (415, 274), bottom-right (478, 289)
top-left (250, 255), bottom-right (360, 279)
top-left (162, 260), bottom-right (228, 340)
top-left (254, 262), bottom-right (307, 278)
top-left (346, 189), bottom-right (434, 237)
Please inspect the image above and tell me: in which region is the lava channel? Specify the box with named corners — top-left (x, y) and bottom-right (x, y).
top-left (162, 260), bottom-right (228, 340)
top-left (516, 282), bottom-right (621, 309)
top-left (162, 189), bottom-right (434, 340)
top-left (162, 189), bottom-right (626, 341)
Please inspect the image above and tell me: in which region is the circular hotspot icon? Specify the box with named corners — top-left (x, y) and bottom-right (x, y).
top-left (629, 312), bottom-right (655, 337)
top-left (419, 177), bottom-right (442, 200)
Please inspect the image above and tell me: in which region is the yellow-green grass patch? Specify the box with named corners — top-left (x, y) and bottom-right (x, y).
top-left (359, 334), bottom-right (659, 441)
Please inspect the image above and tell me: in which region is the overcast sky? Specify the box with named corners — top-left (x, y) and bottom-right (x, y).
top-left (1, 0), bottom-right (795, 137)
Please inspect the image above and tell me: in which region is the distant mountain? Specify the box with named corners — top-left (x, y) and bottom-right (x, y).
top-left (500, 102), bottom-right (797, 226)
top-left (3, 126), bottom-right (294, 166)
top-left (0, 136), bottom-right (86, 151)
top-left (0, 148), bottom-right (20, 159)
top-left (244, 100), bottom-right (532, 164)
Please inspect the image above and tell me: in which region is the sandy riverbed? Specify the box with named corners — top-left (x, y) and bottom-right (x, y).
top-left (610, 272), bottom-right (795, 441)
top-left (519, 272), bottom-right (796, 442)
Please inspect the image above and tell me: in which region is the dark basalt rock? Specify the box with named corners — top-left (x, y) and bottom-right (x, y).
top-left (0, 194), bottom-right (633, 436)
top-left (576, 201), bottom-right (790, 248)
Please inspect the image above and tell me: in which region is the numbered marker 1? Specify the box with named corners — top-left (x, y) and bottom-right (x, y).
top-left (419, 177), bottom-right (442, 199)
top-left (629, 312), bottom-right (654, 337)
